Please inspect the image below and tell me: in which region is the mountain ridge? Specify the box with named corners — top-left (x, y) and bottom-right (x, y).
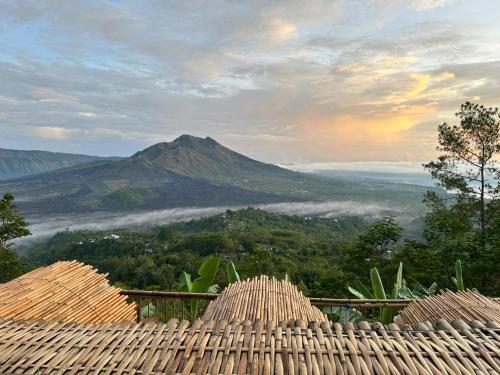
top-left (0, 147), bottom-right (122, 180)
top-left (0, 135), bottom-right (434, 217)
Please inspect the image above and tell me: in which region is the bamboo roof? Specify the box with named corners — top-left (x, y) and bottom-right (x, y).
top-left (395, 290), bottom-right (500, 326)
top-left (202, 275), bottom-right (328, 325)
top-left (0, 261), bottom-right (136, 324)
top-left (0, 317), bottom-right (498, 374)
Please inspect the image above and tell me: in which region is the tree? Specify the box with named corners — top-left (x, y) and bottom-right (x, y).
top-left (0, 193), bottom-right (31, 248)
top-left (0, 193), bottom-right (31, 282)
top-left (157, 226), bottom-right (175, 242)
top-left (422, 192), bottom-right (474, 285)
top-left (0, 247), bottom-right (25, 283)
top-left (351, 217), bottom-right (403, 271)
top-left (424, 102), bottom-right (500, 252)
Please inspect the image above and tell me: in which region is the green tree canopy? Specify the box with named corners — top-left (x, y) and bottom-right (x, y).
top-left (0, 193), bottom-right (31, 282)
top-left (424, 102), bottom-right (500, 252)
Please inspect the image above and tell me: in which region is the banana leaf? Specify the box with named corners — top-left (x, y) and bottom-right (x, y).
top-left (370, 267), bottom-right (392, 323)
top-left (198, 257), bottom-right (221, 279)
top-left (226, 261), bottom-right (240, 284)
top-left (453, 260), bottom-right (464, 291)
top-left (179, 271), bottom-right (193, 292)
top-left (348, 280), bottom-right (374, 299)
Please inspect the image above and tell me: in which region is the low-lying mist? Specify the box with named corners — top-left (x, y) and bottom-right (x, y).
top-left (18, 200), bottom-right (402, 245)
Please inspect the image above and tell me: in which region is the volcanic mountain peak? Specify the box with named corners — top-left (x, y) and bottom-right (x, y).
top-left (146, 134), bottom-right (218, 149)
top-left (127, 134), bottom-right (286, 183)
top-left (173, 134), bottom-right (218, 146)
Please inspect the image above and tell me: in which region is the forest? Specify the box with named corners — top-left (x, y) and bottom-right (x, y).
top-left (21, 201), bottom-right (498, 298)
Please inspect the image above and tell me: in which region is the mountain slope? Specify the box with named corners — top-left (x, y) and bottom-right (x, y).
top-left (0, 148), bottom-right (122, 180)
top-left (0, 135), bottom-right (434, 216)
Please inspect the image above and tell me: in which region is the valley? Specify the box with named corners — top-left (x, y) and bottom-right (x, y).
top-left (1, 135), bottom-right (435, 228)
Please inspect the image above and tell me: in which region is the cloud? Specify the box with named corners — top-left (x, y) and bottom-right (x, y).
top-left (32, 87), bottom-right (79, 104)
top-left (1, 0), bottom-right (500, 161)
top-left (78, 112), bottom-right (96, 118)
top-left (280, 160), bottom-right (428, 173)
top-left (35, 127), bottom-right (73, 140)
top-left (410, 0), bottom-right (450, 10)
top-left (265, 18), bottom-right (297, 42)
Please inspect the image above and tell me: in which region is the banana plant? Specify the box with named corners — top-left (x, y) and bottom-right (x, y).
top-left (226, 260), bottom-right (240, 284)
top-left (323, 306), bottom-right (363, 324)
top-left (179, 257), bottom-right (243, 320)
top-left (451, 259), bottom-right (464, 291)
top-left (348, 262), bottom-right (404, 324)
top-left (400, 281), bottom-right (437, 299)
top-left (180, 256), bottom-right (221, 294)
top-left (180, 256), bottom-right (221, 320)
top-left (140, 302), bottom-right (158, 320)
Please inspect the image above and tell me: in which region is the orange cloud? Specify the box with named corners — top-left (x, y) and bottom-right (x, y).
top-left (298, 105), bottom-right (437, 146)
top-left (365, 71), bottom-right (456, 106)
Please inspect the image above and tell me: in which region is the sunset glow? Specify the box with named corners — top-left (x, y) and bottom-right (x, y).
top-left (1, 0), bottom-right (499, 164)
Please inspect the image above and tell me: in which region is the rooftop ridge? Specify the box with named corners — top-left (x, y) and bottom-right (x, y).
top-left (202, 275), bottom-right (328, 325)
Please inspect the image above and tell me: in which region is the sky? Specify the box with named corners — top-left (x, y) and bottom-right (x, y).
top-left (1, 0), bottom-right (500, 165)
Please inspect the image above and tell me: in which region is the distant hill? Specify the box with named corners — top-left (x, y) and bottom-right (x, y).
top-left (0, 135), bottom-right (435, 216)
top-left (0, 148), bottom-right (122, 180)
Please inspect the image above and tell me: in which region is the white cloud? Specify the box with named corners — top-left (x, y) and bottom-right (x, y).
top-left (78, 112), bottom-right (96, 118)
top-left (280, 161), bottom-right (428, 173)
top-left (32, 88), bottom-right (79, 104)
top-left (410, 0), bottom-right (450, 10)
top-left (34, 127), bottom-right (73, 140)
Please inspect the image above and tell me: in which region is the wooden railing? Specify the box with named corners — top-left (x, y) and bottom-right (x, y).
top-left (121, 289), bottom-right (412, 323)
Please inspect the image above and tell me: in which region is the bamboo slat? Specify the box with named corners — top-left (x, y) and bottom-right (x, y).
top-left (202, 275), bottom-right (328, 325)
top-left (395, 290), bottom-right (500, 326)
top-left (0, 317), bottom-right (497, 374)
top-left (0, 261), bottom-right (137, 324)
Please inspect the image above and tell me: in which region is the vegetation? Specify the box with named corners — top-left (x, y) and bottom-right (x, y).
top-left (422, 102), bottom-right (500, 293)
top-left (26, 209), bottom-right (369, 295)
top-left (424, 102), bottom-right (500, 253)
top-left (24, 205), bottom-right (498, 297)
top-left (180, 256), bottom-right (221, 294)
top-left (348, 263), bottom-right (405, 324)
top-left (0, 193), bottom-right (31, 282)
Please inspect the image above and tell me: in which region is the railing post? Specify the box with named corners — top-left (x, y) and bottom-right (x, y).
top-left (343, 302), bottom-right (351, 326)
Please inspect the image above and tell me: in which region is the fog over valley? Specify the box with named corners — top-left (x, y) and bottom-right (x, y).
top-left (18, 200), bottom-right (400, 244)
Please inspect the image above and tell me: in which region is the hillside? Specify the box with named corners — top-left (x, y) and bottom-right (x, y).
top-left (0, 148), bottom-right (121, 180)
top-left (0, 135), bottom-right (434, 216)
top-left (26, 208), bottom-right (369, 295)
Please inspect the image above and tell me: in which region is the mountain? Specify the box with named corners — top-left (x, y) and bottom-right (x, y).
top-left (0, 135), bottom-right (434, 216)
top-left (0, 148), bottom-right (122, 180)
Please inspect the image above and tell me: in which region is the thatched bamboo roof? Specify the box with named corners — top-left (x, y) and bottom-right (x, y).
top-left (0, 261), bottom-right (136, 324)
top-left (202, 275), bottom-right (328, 325)
top-left (395, 290), bottom-right (500, 326)
top-left (0, 317), bottom-right (498, 374)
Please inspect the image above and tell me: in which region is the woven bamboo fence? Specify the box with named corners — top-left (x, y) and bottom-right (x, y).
top-left (0, 261), bottom-right (136, 324)
top-left (0, 317), bottom-right (497, 374)
top-left (202, 275), bottom-right (327, 324)
top-left (395, 290), bottom-right (500, 326)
